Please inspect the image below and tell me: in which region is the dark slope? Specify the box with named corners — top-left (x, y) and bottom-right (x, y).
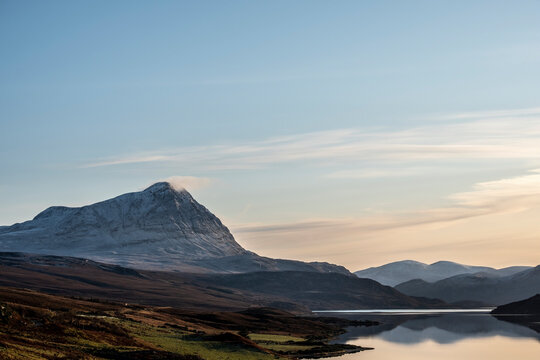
top-left (395, 266), bottom-right (540, 305)
top-left (0, 252), bottom-right (293, 311)
top-left (492, 294), bottom-right (540, 315)
top-left (0, 252), bottom-right (446, 311)
top-left (195, 271), bottom-right (447, 310)
top-left (491, 294), bottom-right (540, 333)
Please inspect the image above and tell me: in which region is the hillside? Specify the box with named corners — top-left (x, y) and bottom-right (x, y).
top-left (0, 252), bottom-right (447, 311)
top-left (491, 294), bottom-right (540, 315)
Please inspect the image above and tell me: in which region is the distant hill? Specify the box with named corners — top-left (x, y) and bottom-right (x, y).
top-left (395, 266), bottom-right (540, 305)
top-left (354, 260), bottom-right (531, 286)
top-left (0, 182), bottom-right (349, 275)
top-left (492, 294), bottom-right (540, 315)
top-left (0, 252), bottom-right (448, 311)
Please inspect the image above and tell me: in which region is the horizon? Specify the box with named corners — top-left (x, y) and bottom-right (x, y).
top-left (2, 0), bottom-right (540, 269)
top-left (2, 179), bottom-right (538, 270)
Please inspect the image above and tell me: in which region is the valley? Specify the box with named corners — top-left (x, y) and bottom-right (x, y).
top-left (0, 183), bottom-right (538, 359)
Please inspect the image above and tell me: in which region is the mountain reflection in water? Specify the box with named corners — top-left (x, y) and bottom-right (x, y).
top-left (313, 311), bottom-right (540, 360)
top-left (335, 312), bottom-right (539, 344)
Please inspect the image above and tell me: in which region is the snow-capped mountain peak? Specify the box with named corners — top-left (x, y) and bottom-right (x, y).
top-left (0, 182), bottom-right (350, 274)
top-left (1, 182), bottom-right (247, 262)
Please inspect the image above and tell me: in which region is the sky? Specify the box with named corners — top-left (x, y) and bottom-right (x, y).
top-left (1, 0), bottom-right (540, 270)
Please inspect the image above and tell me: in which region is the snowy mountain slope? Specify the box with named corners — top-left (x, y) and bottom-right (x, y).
top-left (0, 182), bottom-right (350, 274)
top-left (354, 260), bottom-right (531, 286)
top-left (0, 182), bottom-right (246, 259)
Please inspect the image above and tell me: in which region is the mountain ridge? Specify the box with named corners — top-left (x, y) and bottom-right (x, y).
top-left (354, 260), bottom-right (532, 286)
top-left (395, 265), bottom-right (540, 305)
top-left (0, 182), bottom-right (349, 274)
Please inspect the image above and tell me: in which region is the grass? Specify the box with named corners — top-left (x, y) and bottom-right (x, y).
top-left (260, 343), bottom-right (315, 352)
top-left (0, 342), bottom-right (66, 360)
top-left (247, 333), bottom-right (317, 355)
top-left (107, 317), bottom-right (282, 360)
top-left (248, 333), bottom-right (305, 343)
top-left (2, 316), bottom-right (282, 360)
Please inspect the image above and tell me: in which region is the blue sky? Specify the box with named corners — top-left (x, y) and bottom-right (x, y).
top-left (2, 1), bottom-right (540, 268)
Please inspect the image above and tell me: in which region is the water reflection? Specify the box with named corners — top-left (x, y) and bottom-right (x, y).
top-left (334, 313), bottom-right (540, 344)
top-left (314, 311), bottom-right (540, 360)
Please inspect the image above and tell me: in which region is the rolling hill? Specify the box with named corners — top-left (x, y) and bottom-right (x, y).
top-left (354, 260), bottom-right (531, 286)
top-left (395, 266), bottom-right (540, 305)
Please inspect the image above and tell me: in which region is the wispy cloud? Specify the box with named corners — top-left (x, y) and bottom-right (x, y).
top-left (236, 169), bottom-right (540, 235)
top-left (81, 107), bottom-right (540, 171)
top-left (232, 169), bottom-right (540, 266)
top-left (325, 168), bottom-right (426, 179)
top-left (450, 169), bottom-right (540, 209)
top-left (83, 155), bottom-right (173, 168)
top-left (436, 107), bottom-right (540, 121)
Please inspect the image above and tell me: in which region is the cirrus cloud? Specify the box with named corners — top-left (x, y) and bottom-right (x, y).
top-left (232, 169), bottom-right (540, 268)
top-left (81, 107), bottom-right (540, 172)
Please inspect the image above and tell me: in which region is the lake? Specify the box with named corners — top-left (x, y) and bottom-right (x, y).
top-left (312, 309), bottom-right (540, 359)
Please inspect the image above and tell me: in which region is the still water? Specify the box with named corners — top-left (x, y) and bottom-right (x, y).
top-left (313, 310), bottom-right (540, 359)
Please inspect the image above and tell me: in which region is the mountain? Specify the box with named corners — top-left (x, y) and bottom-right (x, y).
top-left (395, 266), bottom-right (540, 305)
top-left (0, 252), bottom-right (448, 311)
top-left (492, 294), bottom-right (540, 315)
top-left (198, 271), bottom-right (448, 310)
top-left (0, 182), bottom-right (349, 274)
top-left (354, 260), bottom-right (531, 286)
top-left (0, 182), bottom-right (245, 260)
